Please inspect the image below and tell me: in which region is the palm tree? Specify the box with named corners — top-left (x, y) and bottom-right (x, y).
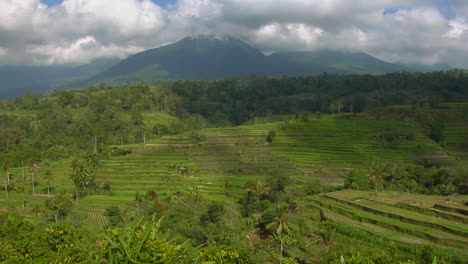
top-left (4, 161), bottom-right (11, 185)
top-left (4, 176), bottom-right (8, 201)
top-left (141, 123), bottom-right (147, 149)
top-left (315, 111), bottom-right (323, 122)
top-left (134, 192), bottom-right (144, 215)
top-left (266, 205), bottom-right (295, 264)
top-left (245, 179), bottom-right (271, 201)
top-left (336, 100), bottom-right (344, 113)
top-left (30, 163), bottom-right (39, 195)
top-left (222, 180), bottom-right (231, 196)
top-left (3, 161), bottom-right (11, 201)
top-left (329, 103), bottom-right (336, 114)
top-left (318, 166), bottom-right (328, 195)
top-left (71, 159), bottom-right (90, 191)
top-left (14, 178), bottom-right (26, 209)
top-left (369, 163), bottom-right (389, 193)
top-left (43, 169), bottom-right (55, 198)
top-left (21, 159), bottom-right (25, 180)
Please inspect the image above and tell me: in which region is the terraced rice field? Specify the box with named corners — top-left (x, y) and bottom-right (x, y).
top-left (443, 103), bottom-right (468, 164)
top-left (0, 114), bottom-right (459, 227)
top-left (310, 190), bottom-right (468, 252)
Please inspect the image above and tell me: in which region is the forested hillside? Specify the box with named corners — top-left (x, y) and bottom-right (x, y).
top-left (0, 70), bottom-right (467, 263)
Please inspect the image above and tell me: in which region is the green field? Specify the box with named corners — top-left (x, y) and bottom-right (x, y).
top-left (1, 111), bottom-right (460, 229)
top-left (308, 190), bottom-right (468, 252)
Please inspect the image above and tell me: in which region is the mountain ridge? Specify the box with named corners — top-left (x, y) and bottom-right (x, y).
top-left (0, 36), bottom-right (424, 98)
top-left (87, 36), bottom-right (409, 84)
top-left (0, 58), bottom-right (120, 98)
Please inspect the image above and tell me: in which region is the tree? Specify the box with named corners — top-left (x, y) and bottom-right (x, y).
top-left (43, 168), bottom-right (55, 198)
top-left (134, 191), bottom-right (144, 214)
top-left (45, 191), bottom-right (74, 221)
top-left (336, 100), bottom-right (344, 113)
top-left (222, 180), bottom-right (231, 196)
top-left (141, 123), bottom-right (147, 149)
top-left (4, 161), bottom-right (11, 186)
top-left (267, 174), bottom-right (291, 193)
top-left (265, 204), bottom-right (296, 264)
top-left (329, 104), bottom-right (336, 114)
top-left (70, 159), bottom-right (91, 192)
top-left (315, 111), bottom-right (323, 121)
top-left (4, 174), bottom-right (9, 201)
top-left (14, 177), bottom-right (26, 209)
top-left (30, 163), bottom-right (39, 195)
top-left (200, 202), bottom-right (224, 224)
top-left (266, 130), bottom-right (276, 144)
top-left (245, 179), bottom-right (271, 201)
top-left (369, 163), bottom-right (389, 193)
top-left (102, 216), bottom-right (196, 264)
top-left (318, 166), bottom-right (328, 195)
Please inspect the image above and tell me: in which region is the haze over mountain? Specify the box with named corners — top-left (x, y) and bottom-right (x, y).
top-left (0, 58), bottom-right (120, 98)
top-left (85, 36), bottom-right (409, 84)
top-left (1, 36), bottom-right (461, 99)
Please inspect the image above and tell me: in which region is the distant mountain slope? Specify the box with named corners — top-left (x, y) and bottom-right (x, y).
top-left (0, 58), bottom-right (120, 98)
top-left (402, 63), bottom-right (454, 72)
top-left (0, 36), bottom-right (412, 98)
top-left (268, 50), bottom-right (407, 75)
top-left (88, 36), bottom-right (408, 84)
top-left (89, 36), bottom-right (269, 83)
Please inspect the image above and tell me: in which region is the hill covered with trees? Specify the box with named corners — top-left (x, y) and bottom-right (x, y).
top-left (0, 70), bottom-right (467, 263)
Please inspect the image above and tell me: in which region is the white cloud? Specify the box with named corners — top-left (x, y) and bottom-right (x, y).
top-left (26, 36), bottom-right (143, 65)
top-left (1, 0), bottom-right (468, 67)
top-left (0, 47), bottom-right (7, 57)
top-left (0, 0), bottom-right (167, 65)
top-left (445, 18), bottom-right (468, 39)
top-left (252, 23), bottom-right (324, 51)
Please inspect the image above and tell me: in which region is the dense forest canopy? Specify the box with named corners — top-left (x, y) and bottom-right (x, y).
top-left (1, 70), bottom-right (467, 165)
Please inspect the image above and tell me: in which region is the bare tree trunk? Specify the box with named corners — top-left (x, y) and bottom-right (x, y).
top-left (31, 173), bottom-right (35, 195)
top-left (21, 159), bottom-right (25, 180)
top-left (320, 175), bottom-right (323, 196)
top-left (280, 239), bottom-right (283, 264)
top-left (4, 178), bottom-right (8, 200)
top-left (92, 135), bottom-right (98, 153)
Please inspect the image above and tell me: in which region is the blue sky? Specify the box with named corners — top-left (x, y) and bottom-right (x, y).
top-left (41, 0), bottom-right (457, 17)
top-left (383, 0), bottom-right (457, 19)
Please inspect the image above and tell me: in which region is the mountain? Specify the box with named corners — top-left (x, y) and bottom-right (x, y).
top-left (0, 36), bottom-right (410, 98)
top-left (0, 58), bottom-right (120, 98)
top-left (88, 36), bottom-right (269, 84)
top-left (401, 63), bottom-right (454, 72)
top-left (88, 36), bottom-right (407, 84)
top-left (268, 50), bottom-right (406, 75)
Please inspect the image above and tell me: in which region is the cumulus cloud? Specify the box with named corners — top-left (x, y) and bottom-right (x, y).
top-left (1, 0), bottom-right (468, 67)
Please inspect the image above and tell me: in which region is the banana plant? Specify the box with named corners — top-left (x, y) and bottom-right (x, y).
top-left (103, 215), bottom-right (202, 264)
